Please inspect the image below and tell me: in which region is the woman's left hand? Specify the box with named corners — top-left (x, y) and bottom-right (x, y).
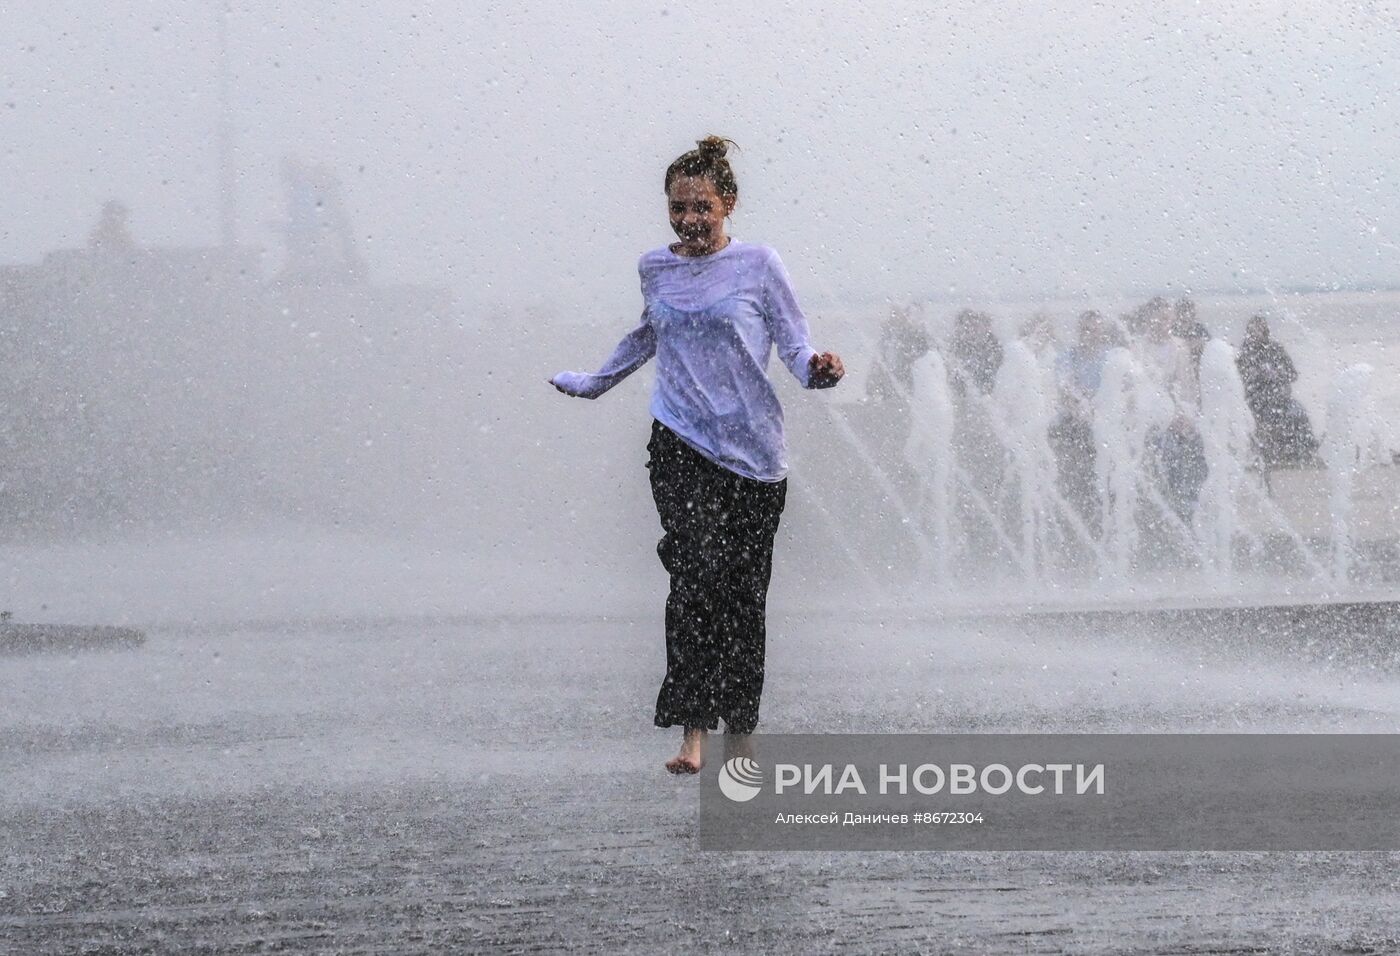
top-left (808, 351), bottom-right (845, 389)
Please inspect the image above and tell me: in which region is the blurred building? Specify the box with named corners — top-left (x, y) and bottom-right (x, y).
top-left (0, 170), bottom-right (454, 536)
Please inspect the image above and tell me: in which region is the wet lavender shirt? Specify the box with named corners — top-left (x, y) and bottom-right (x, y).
top-left (552, 241), bottom-right (818, 481)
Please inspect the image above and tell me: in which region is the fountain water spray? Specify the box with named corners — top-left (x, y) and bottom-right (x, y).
top-left (1195, 339), bottom-right (1256, 580)
top-left (906, 351), bottom-right (957, 583)
top-left (1322, 364), bottom-right (1380, 583)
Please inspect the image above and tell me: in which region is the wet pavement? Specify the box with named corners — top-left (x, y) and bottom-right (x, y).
top-left (3, 611), bottom-right (1399, 953)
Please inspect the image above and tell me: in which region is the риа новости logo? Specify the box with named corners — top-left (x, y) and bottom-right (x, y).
top-left (718, 756), bottom-right (763, 802)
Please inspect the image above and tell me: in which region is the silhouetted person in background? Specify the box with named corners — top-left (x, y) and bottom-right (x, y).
top-left (866, 304), bottom-right (932, 405)
top-left (944, 309), bottom-right (1008, 567)
top-left (1139, 298), bottom-right (1208, 527)
top-left (1125, 295), bottom-right (1170, 340)
top-left (866, 304), bottom-right (933, 468)
top-left (1236, 315), bottom-right (1319, 468)
top-left (1173, 298), bottom-right (1211, 376)
top-left (1050, 310), bottom-right (1123, 536)
top-left (947, 309), bottom-right (1003, 398)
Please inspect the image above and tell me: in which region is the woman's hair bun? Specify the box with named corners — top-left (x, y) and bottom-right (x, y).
top-left (665, 136), bottom-right (741, 199)
top-left (696, 135), bottom-right (734, 160)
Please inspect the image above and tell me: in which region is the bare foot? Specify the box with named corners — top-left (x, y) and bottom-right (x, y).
top-left (724, 732), bottom-right (755, 762)
top-left (665, 727), bottom-right (706, 774)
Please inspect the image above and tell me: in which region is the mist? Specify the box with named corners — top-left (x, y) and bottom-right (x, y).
top-left (7, 2), bottom-right (1400, 302)
top-left (3, 2), bottom-right (1398, 578)
top-left (4, 4), bottom-right (1400, 952)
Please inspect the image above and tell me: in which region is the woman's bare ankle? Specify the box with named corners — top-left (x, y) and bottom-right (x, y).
top-left (723, 732), bottom-right (755, 761)
top-left (664, 726), bottom-right (707, 774)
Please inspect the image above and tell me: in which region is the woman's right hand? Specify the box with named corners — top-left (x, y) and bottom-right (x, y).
top-left (808, 351), bottom-right (845, 389)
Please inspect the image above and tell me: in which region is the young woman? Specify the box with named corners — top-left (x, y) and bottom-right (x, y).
top-left (549, 136), bottom-right (844, 774)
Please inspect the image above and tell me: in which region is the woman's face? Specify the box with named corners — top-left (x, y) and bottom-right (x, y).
top-left (667, 175), bottom-right (732, 251)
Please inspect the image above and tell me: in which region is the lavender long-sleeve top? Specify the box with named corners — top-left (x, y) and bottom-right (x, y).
top-left (551, 241), bottom-right (819, 481)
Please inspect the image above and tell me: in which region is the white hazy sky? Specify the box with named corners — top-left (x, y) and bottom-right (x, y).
top-left (3, 1), bottom-right (1399, 307)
